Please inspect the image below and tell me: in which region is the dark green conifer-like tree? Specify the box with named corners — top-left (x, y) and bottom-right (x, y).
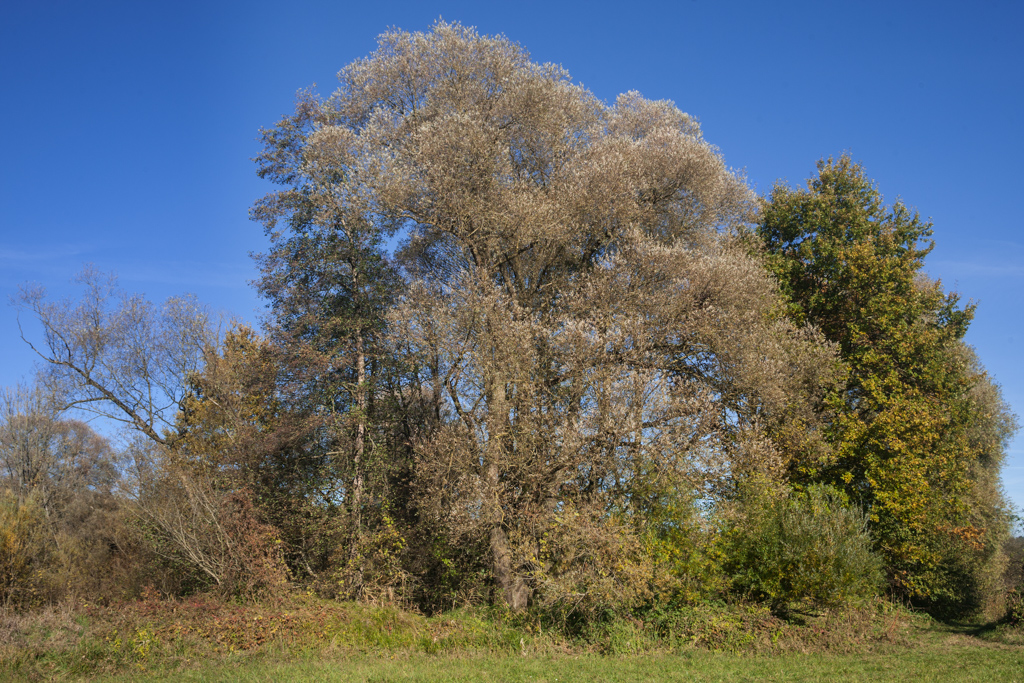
top-left (250, 94), bottom-right (419, 589)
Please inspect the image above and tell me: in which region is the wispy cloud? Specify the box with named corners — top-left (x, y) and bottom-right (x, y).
top-left (927, 260), bottom-right (1024, 278)
top-left (979, 239), bottom-right (1024, 251)
top-left (115, 261), bottom-right (257, 291)
top-left (0, 245), bottom-right (91, 263)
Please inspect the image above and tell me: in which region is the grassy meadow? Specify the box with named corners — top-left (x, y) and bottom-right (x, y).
top-left (2, 594), bottom-right (1022, 681)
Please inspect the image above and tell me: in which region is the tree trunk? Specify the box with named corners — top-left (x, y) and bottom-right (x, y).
top-left (489, 524), bottom-right (530, 611)
top-left (483, 361), bottom-right (531, 611)
top-left (354, 328), bottom-right (365, 532)
top-left (468, 300), bottom-right (536, 611)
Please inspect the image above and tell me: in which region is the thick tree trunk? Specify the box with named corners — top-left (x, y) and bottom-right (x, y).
top-left (483, 374), bottom-right (531, 610)
top-left (489, 524), bottom-right (530, 611)
top-left (479, 309), bottom-right (533, 611)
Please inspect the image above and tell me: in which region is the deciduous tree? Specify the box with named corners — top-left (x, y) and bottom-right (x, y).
top-left (759, 156), bottom-right (1017, 612)
top-left (0, 384), bottom-right (127, 604)
top-left (272, 22), bottom-right (839, 609)
top-left (15, 267), bottom-right (217, 446)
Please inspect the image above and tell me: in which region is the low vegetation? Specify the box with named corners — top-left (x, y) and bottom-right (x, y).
top-left (2, 593), bottom-right (1022, 681)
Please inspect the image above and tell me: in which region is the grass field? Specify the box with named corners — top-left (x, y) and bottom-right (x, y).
top-left (99, 648), bottom-right (1024, 683)
top-left (3, 596), bottom-right (1022, 681)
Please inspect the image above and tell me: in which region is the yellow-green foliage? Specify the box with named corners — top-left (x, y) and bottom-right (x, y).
top-left (635, 482), bottom-right (729, 606)
top-left (0, 490), bottom-right (134, 608)
top-left (724, 484), bottom-right (882, 611)
top-left (0, 492), bottom-right (49, 607)
top-left (759, 156), bottom-right (1017, 614)
top-left (331, 513), bottom-right (414, 605)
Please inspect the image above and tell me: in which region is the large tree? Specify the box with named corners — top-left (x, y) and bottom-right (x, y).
top-left (252, 77), bottom-right (430, 593)
top-left (759, 156), bottom-right (1017, 613)
top-left (253, 119), bottom-right (406, 533)
top-left (260, 22), bottom-right (839, 610)
top-left (0, 384), bottom-right (118, 513)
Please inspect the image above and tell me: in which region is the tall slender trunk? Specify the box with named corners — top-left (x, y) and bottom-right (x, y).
top-left (354, 328), bottom-right (365, 532)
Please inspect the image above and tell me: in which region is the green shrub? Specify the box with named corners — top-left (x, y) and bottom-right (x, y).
top-left (998, 536), bottom-right (1024, 625)
top-left (1003, 589), bottom-right (1024, 627)
top-left (633, 477), bottom-right (729, 606)
top-left (724, 484), bottom-right (882, 612)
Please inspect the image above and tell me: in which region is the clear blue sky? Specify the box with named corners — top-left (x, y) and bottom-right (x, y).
top-left (2, 1), bottom-right (1022, 516)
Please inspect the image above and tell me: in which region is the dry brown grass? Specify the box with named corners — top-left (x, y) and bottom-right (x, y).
top-left (0, 600), bottom-right (88, 669)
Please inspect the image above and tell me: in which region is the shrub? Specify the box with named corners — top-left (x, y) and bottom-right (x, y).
top-left (531, 505), bottom-right (653, 628)
top-left (413, 532), bottom-right (492, 614)
top-left (724, 484), bottom-right (882, 612)
top-left (0, 491), bottom-right (49, 607)
top-left (331, 513), bottom-right (415, 606)
top-left (132, 466), bottom-right (289, 600)
top-left (634, 480), bottom-right (729, 607)
top-left (1001, 537), bottom-right (1024, 626)
top-left (1003, 589), bottom-right (1024, 627)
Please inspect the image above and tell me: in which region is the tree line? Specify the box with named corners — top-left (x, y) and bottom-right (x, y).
top-left (2, 22), bottom-right (1018, 622)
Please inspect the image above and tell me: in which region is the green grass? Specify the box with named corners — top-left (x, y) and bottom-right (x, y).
top-left (2, 596), bottom-right (1021, 682)
top-left (98, 649), bottom-right (1024, 683)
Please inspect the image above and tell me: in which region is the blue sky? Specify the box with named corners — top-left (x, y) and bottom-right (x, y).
top-left (2, 0), bottom-right (1022, 516)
